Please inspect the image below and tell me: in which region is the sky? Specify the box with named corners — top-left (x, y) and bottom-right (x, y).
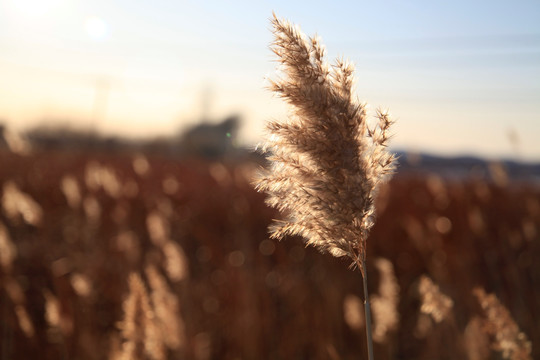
top-left (1, 0), bottom-right (539, 160)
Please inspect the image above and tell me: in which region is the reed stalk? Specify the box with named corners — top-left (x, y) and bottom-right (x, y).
top-left (359, 256), bottom-right (375, 360)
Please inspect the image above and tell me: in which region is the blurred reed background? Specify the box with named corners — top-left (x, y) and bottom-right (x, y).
top-left (0, 140), bottom-right (538, 359)
top-left (1, 1), bottom-right (539, 359)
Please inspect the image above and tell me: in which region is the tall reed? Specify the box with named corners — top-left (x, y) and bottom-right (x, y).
top-left (255, 13), bottom-right (396, 359)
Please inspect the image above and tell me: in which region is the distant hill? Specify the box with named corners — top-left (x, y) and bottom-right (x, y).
top-left (394, 150), bottom-right (540, 183)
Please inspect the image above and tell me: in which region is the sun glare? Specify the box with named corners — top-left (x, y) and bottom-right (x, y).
top-left (85, 16), bottom-right (109, 41)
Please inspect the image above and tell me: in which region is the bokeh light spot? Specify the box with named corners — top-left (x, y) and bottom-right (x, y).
top-left (85, 16), bottom-right (109, 41)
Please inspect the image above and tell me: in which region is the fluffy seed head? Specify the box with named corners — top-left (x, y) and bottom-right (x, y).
top-left (255, 13), bottom-right (395, 266)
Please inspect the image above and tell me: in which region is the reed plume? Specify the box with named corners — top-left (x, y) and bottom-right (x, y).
top-left (255, 13), bottom-right (396, 359)
top-left (473, 288), bottom-right (532, 360)
top-left (371, 258), bottom-right (400, 343)
top-left (256, 13), bottom-right (395, 268)
top-left (418, 275), bottom-right (454, 324)
top-left (117, 273), bottom-right (164, 360)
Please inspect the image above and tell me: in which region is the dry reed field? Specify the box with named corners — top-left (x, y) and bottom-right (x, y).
top-left (0, 147), bottom-right (538, 360)
top-left (1, 14), bottom-right (539, 360)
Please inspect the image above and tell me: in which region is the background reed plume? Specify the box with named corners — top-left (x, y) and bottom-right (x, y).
top-left (256, 13), bottom-right (395, 271)
top-left (1, 133), bottom-right (538, 359)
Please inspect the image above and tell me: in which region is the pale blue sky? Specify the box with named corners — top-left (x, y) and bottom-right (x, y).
top-left (1, 0), bottom-right (539, 160)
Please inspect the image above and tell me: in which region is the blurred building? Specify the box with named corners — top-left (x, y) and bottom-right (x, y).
top-left (176, 115), bottom-right (240, 158)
